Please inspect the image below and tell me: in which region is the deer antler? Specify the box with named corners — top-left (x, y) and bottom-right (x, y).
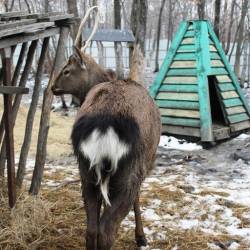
top-left (74, 6), bottom-right (99, 52)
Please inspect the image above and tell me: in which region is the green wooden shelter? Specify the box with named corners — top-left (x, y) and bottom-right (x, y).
top-left (150, 20), bottom-right (250, 142)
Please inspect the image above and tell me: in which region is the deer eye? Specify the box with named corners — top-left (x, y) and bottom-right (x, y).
top-left (63, 69), bottom-right (70, 76)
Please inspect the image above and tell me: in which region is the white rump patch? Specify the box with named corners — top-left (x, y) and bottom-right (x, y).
top-left (79, 127), bottom-right (130, 205)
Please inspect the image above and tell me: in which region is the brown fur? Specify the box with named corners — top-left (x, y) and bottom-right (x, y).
top-left (51, 46), bottom-right (161, 249)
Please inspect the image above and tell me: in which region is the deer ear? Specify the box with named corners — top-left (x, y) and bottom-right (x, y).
top-left (72, 46), bottom-right (86, 69)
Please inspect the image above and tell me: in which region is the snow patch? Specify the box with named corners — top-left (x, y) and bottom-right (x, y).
top-left (159, 136), bottom-right (202, 151)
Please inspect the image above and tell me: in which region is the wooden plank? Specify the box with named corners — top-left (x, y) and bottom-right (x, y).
top-left (0, 13), bottom-right (39, 21)
top-left (213, 126), bottom-right (230, 140)
top-left (226, 106), bottom-right (246, 115)
top-left (161, 116), bottom-right (200, 127)
top-left (38, 13), bottom-right (74, 22)
top-left (184, 30), bottom-right (195, 37)
top-left (210, 52), bottom-right (221, 60)
top-left (159, 84), bottom-right (198, 93)
top-left (223, 98), bottom-right (243, 107)
top-left (211, 60), bottom-right (224, 67)
top-left (216, 75), bottom-right (231, 83)
top-left (228, 113), bottom-right (249, 124)
top-left (194, 20), bottom-right (213, 141)
top-left (0, 22), bottom-right (54, 38)
top-left (0, 11), bottom-right (28, 18)
top-left (210, 68), bottom-right (228, 75)
top-left (230, 120), bottom-right (250, 132)
top-left (156, 100), bottom-right (199, 110)
top-left (170, 60), bottom-right (196, 68)
top-left (174, 53), bottom-right (196, 61)
top-left (0, 86), bottom-right (29, 94)
top-left (187, 24), bottom-right (194, 30)
top-left (208, 23), bottom-right (250, 116)
top-left (162, 125), bottom-right (201, 137)
top-left (164, 76), bottom-right (197, 84)
top-left (221, 91), bottom-right (238, 99)
top-left (167, 69), bottom-right (197, 76)
top-left (160, 108), bottom-right (200, 118)
top-left (217, 83), bottom-right (235, 91)
top-left (178, 44), bottom-right (196, 52)
top-left (150, 21), bottom-right (189, 98)
top-left (209, 45), bottom-right (217, 52)
top-left (181, 37), bottom-right (195, 44)
top-left (0, 27), bottom-right (60, 49)
top-left (0, 19), bottom-right (37, 31)
top-left (156, 92), bottom-right (199, 101)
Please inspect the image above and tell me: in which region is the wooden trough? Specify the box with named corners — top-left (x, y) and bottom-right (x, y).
top-left (150, 20), bottom-right (250, 142)
top-left (0, 11), bottom-right (74, 207)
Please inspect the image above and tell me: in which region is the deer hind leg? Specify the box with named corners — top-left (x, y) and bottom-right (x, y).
top-left (97, 189), bottom-right (137, 250)
top-left (83, 182), bottom-right (102, 250)
top-left (134, 193), bottom-right (147, 247)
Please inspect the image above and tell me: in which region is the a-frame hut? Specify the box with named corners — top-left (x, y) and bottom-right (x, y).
top-left (150, 20), bottom-right (250, 142)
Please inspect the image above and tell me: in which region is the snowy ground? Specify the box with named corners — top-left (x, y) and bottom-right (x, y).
top-left (19, 132), bottom-right (250, 249)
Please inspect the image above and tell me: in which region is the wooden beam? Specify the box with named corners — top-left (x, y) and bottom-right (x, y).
top-left (159, 84), bottom-right (198, 93)
top-left (161, 116), bottom-right (200, 127)
top-left (156, 92), bottom-right (199, 101)
top-left (162, 125), bottom-right (201, 137)
top-left (0, 86), bottom-right (29, 94)
top-left (156, 100), bottom-right (199, 110)
top-left (0, 27), bottom-right (60, 49)
top-left (230, 120), bottom-right (250, 132)
top-left (164, 76), bottom-right (197, 84)
top-left (223, 98), bottom-right (243, 108)
top-left (160, 108), bottom-right (200, 118)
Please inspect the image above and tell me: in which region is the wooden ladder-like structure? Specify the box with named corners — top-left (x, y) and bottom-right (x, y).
top-left (0, 12), bottom-right (74, 207)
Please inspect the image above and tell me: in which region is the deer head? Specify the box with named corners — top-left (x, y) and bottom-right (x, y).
top-left (51, 6), bottom-right (113, 103)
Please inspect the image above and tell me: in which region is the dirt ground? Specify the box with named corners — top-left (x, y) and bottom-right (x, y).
top-left (1, 95), bottom-right (250, 249)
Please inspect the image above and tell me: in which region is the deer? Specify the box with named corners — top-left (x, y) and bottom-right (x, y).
top-left (51, 6), bottom-right (161, 250)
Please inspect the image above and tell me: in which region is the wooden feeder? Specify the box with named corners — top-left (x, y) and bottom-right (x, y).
top-left (150, 20), bottom-right (250, 142)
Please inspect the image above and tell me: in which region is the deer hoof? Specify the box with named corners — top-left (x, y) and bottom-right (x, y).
top-left (136, 235), bottom-right (147, 247)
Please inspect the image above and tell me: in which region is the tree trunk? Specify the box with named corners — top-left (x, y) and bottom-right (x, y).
top-left (154, 0), bottom-right (166, 72)
top-left (234, 0), bottom-right (248, 77)
top-left (197, 0), bottom-right (206, 19)
top-left (130, 0), bottom-right (148, 55)
top-left (221, 0), bottom-right (228, 49)
top-left (130, 0), bottom-right (148, 83)
top-left (213, 0), bottom-right (221, 39)
top-left (225, 0), bottom-right (236, 54)
top-left (166, 0), bottom-right (173, 50)
top-left (114, 0), bottom-right (124, 79)
top-left (240, 39), bottom-right (248, 87)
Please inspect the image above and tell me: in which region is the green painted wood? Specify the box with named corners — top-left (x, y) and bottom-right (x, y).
top-left (208, 22), bottom-right (250, 116)
top-left (167, 69), bottom-right (197, 76)
top-left (156, 100), bottom-right (199, 110)
top-left (226, 106), bottom-right (246, 115)
top-left (150, 21), bottom-right (189, 98)
top-left (161, 116), bottom-right (200, 127)
top-left (160, 108), bottom-right (200, 118)
top-left (170, 61), bottom-right (196, 68)
top-left (159, 84), bottom-right (198, 93)
top-left (210, 52), bottom-right (220, 60)
top-left (223, 98), bottom-right (243, 107)
top-left (156, 92), bottom-right (199, 101)
top-left (221, 90), bottom-right (238, 99)
top-left (174, 53), bottom-right (196, 61)
top-left (218, 83), bottom-right (235, 92)
top-left (228, 113), bottom-right (249, 124)
top-left (216, 75), bottom-right (232, 83)
top-left (164, 76), bottom-right (197, 84)
top-left (193, 20), bottom-right (213, 141)
top-left (211, 60), bottom-right (224, 67)
top-left (187, 24), bottom-right (194, 30)
top-left (178, 44), bottom-right (196, 52)
top-left (210, 68), bottom-right (228, 75)
top-left (184, 30), bottom-right (195, 37)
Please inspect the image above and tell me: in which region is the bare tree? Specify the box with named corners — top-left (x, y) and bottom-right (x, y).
top-left (114, 0), bottom-right (124, 78)
top-left (197, 0), bottom-right (206, 19)
top-left (234, 0), bottom-right (248, 77)
top-left (154, 0), bottom-right (166, 72)
top-left (213, 0), bottom-right (221, 39)
top-left (166, 0), bottom-right (173, 50)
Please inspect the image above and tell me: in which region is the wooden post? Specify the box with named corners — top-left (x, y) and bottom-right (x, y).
top-left (0, 40), bottom-right (38, 177)
top-left (0, 42), bottom-right (28, 146)
top-left (2, 47), bottom-right (16, 208)
top-left (16, 37), bottom-right (50, 188)
top-left (29, 25), bottom-right (70, 195)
